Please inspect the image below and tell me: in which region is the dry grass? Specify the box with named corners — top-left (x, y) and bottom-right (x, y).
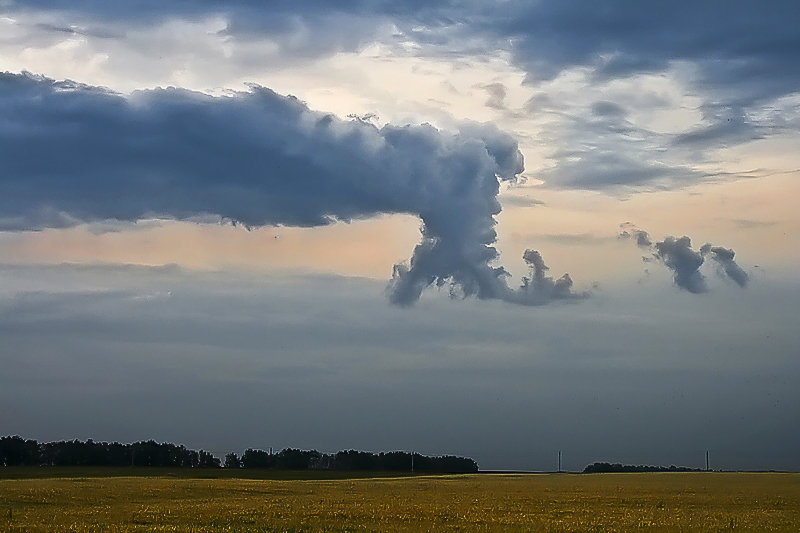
top-left (1, 472), bottom-right (798, 531)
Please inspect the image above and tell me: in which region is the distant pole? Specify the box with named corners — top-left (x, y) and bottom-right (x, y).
top-left (706, 450), bottom-right (709, 472)
top-left (411, 451), bottom-right (415, 473)
top-left (558, 450), bottom-right (561, 473)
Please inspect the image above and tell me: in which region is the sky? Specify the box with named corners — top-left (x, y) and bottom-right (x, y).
top-left (1, 0), bottom-right (798, 471)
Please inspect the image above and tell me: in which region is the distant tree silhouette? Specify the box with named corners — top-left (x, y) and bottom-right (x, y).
top-left (0, 436), bottom-right (39, 466)
top-left (241, 448), bottom-right (273, 469)
top-left (583, 462), bottom-right (702, 473)
top-left (224, 452), bottom-right (241, 469)
top-left (1, 435), bottom-right (478, 472)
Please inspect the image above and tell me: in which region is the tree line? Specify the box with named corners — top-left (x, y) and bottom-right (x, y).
top-left (582, 462), bottom-right (702, 473)
top-left (0, 436), bottom-right (478, 473)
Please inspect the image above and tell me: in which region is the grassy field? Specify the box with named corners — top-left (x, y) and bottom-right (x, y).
top-left (0, 466), bottom-right (416, 481)
top-left (1, 471), bottom-right (798, 531)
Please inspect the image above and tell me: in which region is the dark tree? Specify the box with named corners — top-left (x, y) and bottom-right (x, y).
top-left (224, 452), bottom-right (241, 469)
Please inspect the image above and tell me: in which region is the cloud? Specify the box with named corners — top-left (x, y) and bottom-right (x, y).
top-left (480, 82), bottom-right (507, 110)
top-left (700, 244), bottom-right (749, 288)
top-left (428, 2), bottom-right (799, 192)
top-left (620, 225), bottom-right (749, 293)
top-left (539, 149), bottom-right (700, 191)
top-left (0, 72), bottom-right (589, 306)
top-left (486, 1), bottom-right (800, 105)
top-left (7, 1), bottom-right (799, 196)
top-left (510, 249), bottom-right (587, 304)
top-left (618, 223), bottom-right (652, 248)
top-left (528, 96), bottom-right (708, 191)
top-left (590, 101), bottom-right (627, 118)
top-left (523, 233), bottom-right (611, 246)
top-left (731, 219), bottom-right (778, 230)
top-left (653, 236), bottom-right (708, 294)
top-left (498, 194), bottom-right (545, 208)
top-left (14, 1), bottom-right (799, 108)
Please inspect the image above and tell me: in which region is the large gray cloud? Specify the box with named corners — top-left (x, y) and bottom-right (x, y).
top-left (0, 72), bottom-right (588, 306)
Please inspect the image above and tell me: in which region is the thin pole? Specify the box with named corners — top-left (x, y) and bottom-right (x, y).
top-left (558, 450), bottom-right (561, 473)
top-left (706, 450), bottom-right (709, 472)
top-left (411, 452), bottom-right (414, 473)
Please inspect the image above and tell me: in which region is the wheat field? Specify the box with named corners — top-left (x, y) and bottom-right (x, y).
top-left (1, 472), bottom-right (798, 531)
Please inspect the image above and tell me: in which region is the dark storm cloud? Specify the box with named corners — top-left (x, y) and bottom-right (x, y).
top-left (0, 72), bottom-right (589, 306)
top-left (620, 225), bottom-right (749, 293)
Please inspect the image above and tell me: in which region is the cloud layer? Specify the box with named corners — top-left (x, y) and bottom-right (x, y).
top-left (0, 72), bottom-right (588, 306)
top-left (4, 1), bottom-right (799, 194)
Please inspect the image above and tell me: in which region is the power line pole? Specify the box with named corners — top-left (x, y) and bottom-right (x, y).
top-left (411, 451), bottom-right (414, 473)
top-left (558, 450), bottom-right (562, 473)
top-left (706, 450), bottom-right (709, 472)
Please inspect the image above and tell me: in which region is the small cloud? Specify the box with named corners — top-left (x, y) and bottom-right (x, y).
top-left (618, 222), bottom-right (652, 247)
top-left (590, 101), bottom-right (627, 118)
top-left (499, 194), bottom-right (546, 208)
top-left (731, 219), bottom-right (778, 229)
top-left (527, 233), bottom-right (612, 246)
top-left (700, 244), bottom-right (749, 288)
top-left (479, 82), bottom-right (507, 110)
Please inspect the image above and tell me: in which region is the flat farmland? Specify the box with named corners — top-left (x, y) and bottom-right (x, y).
top-left (1, 471), bottom-right (798, 531)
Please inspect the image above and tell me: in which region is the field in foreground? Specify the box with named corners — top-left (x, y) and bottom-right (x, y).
top-left (1, 472), bottom-right (798, 531)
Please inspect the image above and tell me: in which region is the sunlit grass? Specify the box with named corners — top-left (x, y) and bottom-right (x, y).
top-left (1, 472), bottom-right (798, 531)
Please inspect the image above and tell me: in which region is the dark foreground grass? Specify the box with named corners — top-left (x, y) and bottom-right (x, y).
top-left (1, 471), bottom-right (798, 531)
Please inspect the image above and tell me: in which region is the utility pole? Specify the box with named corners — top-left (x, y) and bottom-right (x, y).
top-left (558, 450), bottom-right (562, 473)
top-left (411, 452), bottom-right (415, 473)
top-left (706, 450), bottom-right (709, 472)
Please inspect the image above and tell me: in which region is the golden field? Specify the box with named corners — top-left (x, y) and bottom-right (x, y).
top-left (1, 471), bottom-right (798, 531)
